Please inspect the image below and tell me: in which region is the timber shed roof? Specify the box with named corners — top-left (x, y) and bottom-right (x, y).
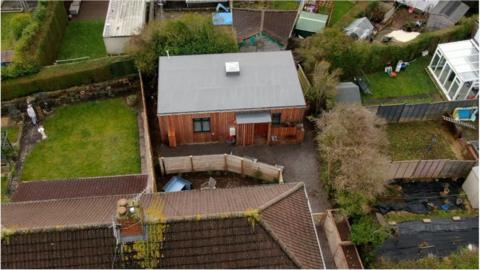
top-left (157, 51), bottom-right (306, 115)
top-left (103, 0), bottom-right (146, 38)
top-left (1, 183), bottom-right (325, 269)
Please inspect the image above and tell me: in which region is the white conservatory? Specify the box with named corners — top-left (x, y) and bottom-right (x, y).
top-left (428, 38), bottom-right (479, 101)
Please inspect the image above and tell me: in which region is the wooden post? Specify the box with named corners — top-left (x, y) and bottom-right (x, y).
top-left (190, 155), bottom-right (194, 172)
top-left (160, 157), bottom-right (166, 176)
top-left (267, 123), bottom-right (272, 145)
top-left (241, 158), bottom-right (245, 176)
top-left (224, 154), bottom-right (228, 172)
top-left (277, 169), bottom-right (282, 183)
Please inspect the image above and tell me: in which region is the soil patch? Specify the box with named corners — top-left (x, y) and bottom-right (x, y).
top-left (342, 245), bottom-right (363, 269)
top-left (159, 171), bottom-right (263, 191)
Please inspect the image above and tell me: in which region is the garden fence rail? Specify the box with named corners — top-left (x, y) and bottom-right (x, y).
top-left (159, 154), bottom-right (283, 183)
top-left (389, 159), bottom-right (477, 179)
top-left (366, 99), bottom-right (477, 123)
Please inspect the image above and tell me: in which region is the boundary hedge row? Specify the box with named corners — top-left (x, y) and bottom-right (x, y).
top-left (297, 18), bottom-right (476, 79)
top-left (2, 57), bottom-right (136, 101)
top-left (2, 1), bottom-right (67, 79)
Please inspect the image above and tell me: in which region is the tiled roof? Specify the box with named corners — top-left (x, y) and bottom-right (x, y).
top-left (11, 174), bottom-right (148, 202)
top-left (2, 183), bottom-right (324, 269)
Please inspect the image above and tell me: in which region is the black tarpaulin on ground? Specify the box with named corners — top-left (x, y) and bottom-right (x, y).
top-left (376, 179), bottom-right (465, 214)
top-left (378, 217), bottom-right (479, 261)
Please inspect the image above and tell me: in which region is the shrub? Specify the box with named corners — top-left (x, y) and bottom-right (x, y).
top-left (336, 191), bottom-right (371, 218)
top-left (10, 13), bottom-right (31, 40)
top-left (128, 14), bottom-right (238, 75)
top-left (316, 105), bottom-right (390, 200)
top-left (350, 215), bottom-right (389, 247)
top-left (3, 0), bottom-right (67, 79)
top-left (1, 56), bottom-right (136, 100)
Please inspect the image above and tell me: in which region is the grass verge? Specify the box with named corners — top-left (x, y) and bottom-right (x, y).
top-left (386, 121), bottom-right (458, 160)
top-left (57, 20), bottom-right (107, 60)
top-left (22, 98), bottom-right (140, 180)
top-left (384, 208), bottom-right (478, 223)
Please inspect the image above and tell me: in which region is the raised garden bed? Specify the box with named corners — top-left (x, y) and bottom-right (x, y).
top-left (342, 244), bottom-right (364, 269)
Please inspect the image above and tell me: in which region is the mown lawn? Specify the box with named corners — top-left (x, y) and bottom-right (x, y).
top-left (363, 57), bottom-right (442, 105)
top-left (22, 98), bottom-right (140, 180)
top-left (329, 1), bottom-right (354, 26)
top-left (1, 12), bottom-right (32, 50)
top-left (57, 20), bottom-right (107, 60)
top-left (386, 121), bottom-right (457, 161)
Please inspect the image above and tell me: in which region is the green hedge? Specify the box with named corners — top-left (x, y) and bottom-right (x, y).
top-left (2, 1), bottom-right (67, 79)
top-left (2, 57), bottom-right (136, 100)
top-left (298, 18), bottom-right (476, 79)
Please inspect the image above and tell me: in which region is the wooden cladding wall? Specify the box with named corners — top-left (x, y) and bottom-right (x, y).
top-left (388, 159), bottom-right (477, 180)
top-left (158, 107), bottom-right (305, 146)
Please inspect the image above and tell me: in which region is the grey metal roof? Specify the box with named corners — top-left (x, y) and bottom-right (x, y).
top-left (344, 17), bottom-right (374, 39)
top-left (236, 111), bottom-right (272, 124)
top-left (335, 82), bottom-right (361, 105)
top-left (157, 51), bottom-right (306, 115)
top-left (103, 0), bottom-right (146, 38)
top-left (430, 1), bottom-right (469, 23)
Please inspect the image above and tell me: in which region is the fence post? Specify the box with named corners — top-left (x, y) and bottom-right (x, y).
top-left (224, 154), bottom-right (228, 172)
top-left (278, 170), bottom-right (283, 184)
top-left (190, 155), bottom-right (194, 172)
top-left (241, 158), bottom-right (245, 176)
top-left (160, 157), bottom-right (165, 176)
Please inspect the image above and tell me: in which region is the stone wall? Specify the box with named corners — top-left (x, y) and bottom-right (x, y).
top-left (1, 75), bottom-right (139, 119)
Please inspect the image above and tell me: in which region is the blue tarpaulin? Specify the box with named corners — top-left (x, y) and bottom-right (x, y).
top-left (163, 176), bottom-right (192, 192)
top-left (212, 12), bottom-right (232, 25)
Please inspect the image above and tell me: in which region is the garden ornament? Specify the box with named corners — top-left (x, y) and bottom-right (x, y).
top-left (37, 125), bottom-right (47, 140)
top-left (26, 104), bottom-right (37, 125)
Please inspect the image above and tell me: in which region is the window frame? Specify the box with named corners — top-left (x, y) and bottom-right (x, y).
top-left (193, 117), bottom-right (211, 133)
top-left (271, 113), bottom-right (282, 125)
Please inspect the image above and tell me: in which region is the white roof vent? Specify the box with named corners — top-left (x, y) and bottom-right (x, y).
top-left (225, 61), bottom-right (240, 75)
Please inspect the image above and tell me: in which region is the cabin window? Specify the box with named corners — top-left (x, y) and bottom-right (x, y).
top-left (193, 118), bottom-right (211, 132)
top-left (272, 113), bottom-right (281, 125)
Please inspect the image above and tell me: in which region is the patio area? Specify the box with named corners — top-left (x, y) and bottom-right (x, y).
top-left (158, 121), bottom-right (331, 212)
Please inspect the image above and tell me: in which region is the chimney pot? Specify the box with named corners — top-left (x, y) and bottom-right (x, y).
top-left (117, 198), bottom-right (128, 207)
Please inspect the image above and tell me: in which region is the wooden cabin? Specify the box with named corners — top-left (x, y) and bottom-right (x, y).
top-left (157, 51), bottom-right (306, 147)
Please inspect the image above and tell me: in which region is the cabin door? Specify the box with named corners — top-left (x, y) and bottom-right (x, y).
top-left (254, 123), bottom-right (269, 144)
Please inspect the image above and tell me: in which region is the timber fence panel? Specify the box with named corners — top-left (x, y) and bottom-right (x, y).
top-left (389, 160), bottom-right (477, 179)
top-left (368, 99), bottom-right (478, 123)
top-left (162, 156), bottom-right (192, 173)
top-left (160, 154), bottom-right (283, 183)
top-left (191, 154), bottom-right (225, 172)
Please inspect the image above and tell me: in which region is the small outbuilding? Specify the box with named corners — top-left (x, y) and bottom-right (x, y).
top-left (103, 0), bottom-right (147, 54)
top-left (344, 17), bottom-right (374, 40)
top-left (157, 51), bottom-right (306, 146)
top-left (426, 1), bottom-right (469, 31)
top-left (395, 0), bottom-right (439, 12)
top-left (427, 38), bottom-right (479, 100)
top-left (295, 11), bottom-right (328, 37)
top-left (335, 82), bottom-right (361, 105)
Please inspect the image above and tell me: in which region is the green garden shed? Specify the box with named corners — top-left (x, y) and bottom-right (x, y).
top-left (295, 11), bottom-right (328, 37)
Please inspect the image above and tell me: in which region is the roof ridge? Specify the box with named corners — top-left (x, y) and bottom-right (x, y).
top-left (3, 193), bottom-right (137, 206)
top-left (258, 220), bottom-right (303, 268)
top-left (257, 182), bottom-right (304, 212)
top-left (20, 173), bottom-right (148, 184)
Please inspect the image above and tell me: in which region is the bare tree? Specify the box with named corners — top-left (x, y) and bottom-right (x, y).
top-left (304, 61), bottom-right (342, 115)
top-left (316, 105), bottom-right (390, 199)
